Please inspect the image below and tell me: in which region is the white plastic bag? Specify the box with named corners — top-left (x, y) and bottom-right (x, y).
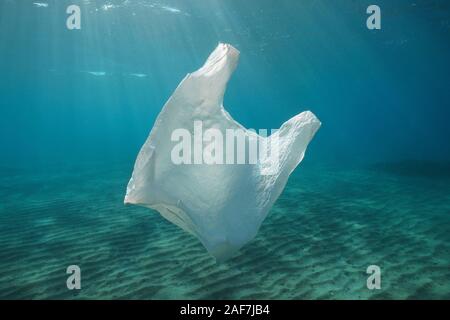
top-left (125, 43), bottom-right (321, 260)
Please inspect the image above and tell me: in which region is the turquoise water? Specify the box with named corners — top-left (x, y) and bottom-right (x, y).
top-left (0, 0), bottom-right (449, 299)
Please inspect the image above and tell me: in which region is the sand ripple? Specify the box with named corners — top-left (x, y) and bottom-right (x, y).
top-left (0, 163), bottom-right (448, 299)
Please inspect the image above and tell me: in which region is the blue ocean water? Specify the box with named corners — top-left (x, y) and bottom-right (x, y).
top-left (0, 0), bottom-right (449, 299)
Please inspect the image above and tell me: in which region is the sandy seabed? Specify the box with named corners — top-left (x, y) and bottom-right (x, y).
top-left (0, 161), bottom-right (449, 299)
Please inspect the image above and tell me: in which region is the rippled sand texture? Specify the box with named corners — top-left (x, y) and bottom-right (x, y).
top-left (0, 162), bottom-right (449, 299)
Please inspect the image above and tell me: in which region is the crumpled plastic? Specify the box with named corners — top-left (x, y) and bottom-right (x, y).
top-left (125, 43), bottom-right (321, 260)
